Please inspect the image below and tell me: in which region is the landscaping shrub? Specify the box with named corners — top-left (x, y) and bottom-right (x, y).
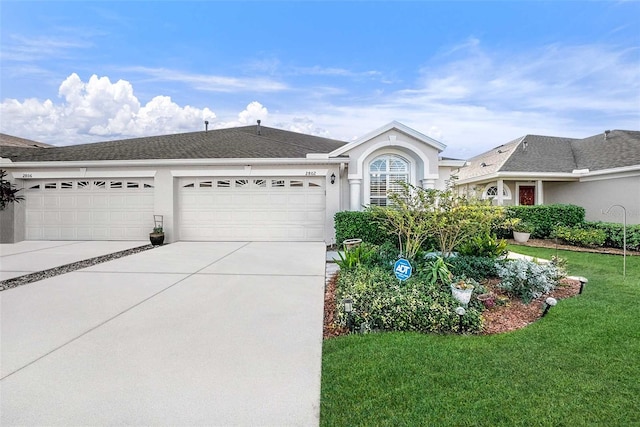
top-left (506, 204), bottom-right (585, 238)
top-left (371, 182), bottom-right (508, 260)
top-left (447, 256), bottom-right (505, 282)
top-left (334, 242), bottom-right (377, 271)
top-left (334, 211), bottom-right (394, 246)
top-left (585, 221), bottom-right (640, 251)
top-left (335, 266), bottom-right (483, 334)
top-left (495, 259), bottom-right (565, 303)
top-left (551, 225), bottom-right (606, 247)
top-left (457, 231), bottom-right (508, 258)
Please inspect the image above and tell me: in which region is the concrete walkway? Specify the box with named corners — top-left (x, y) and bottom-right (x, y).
top-left (1, 241), bottom-right (325, 426)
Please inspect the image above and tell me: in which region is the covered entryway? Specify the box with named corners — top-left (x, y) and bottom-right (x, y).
top-left (178, 177), bottom-right (325, 241)
top-left (24, 178), bottom-right (155, 240)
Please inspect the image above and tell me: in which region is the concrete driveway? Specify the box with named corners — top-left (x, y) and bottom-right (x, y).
top-left (1, 241), bottom-right (326, 426)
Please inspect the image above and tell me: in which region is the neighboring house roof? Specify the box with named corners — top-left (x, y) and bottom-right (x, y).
top-left (0, 133), bottom-right (52, 148)
top-left (456, 130), bottom-right (640, 182)
top-left (572, 130), bottom-right (640, 171)
top-left (0, 125), bottom-right (348, 162)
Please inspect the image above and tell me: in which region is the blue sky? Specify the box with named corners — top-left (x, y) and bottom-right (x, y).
top-left (1, 1), bottom-right (639, 158)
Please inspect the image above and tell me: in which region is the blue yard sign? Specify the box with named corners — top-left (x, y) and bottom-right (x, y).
top-left (393, 258), bottom-right (413, 281)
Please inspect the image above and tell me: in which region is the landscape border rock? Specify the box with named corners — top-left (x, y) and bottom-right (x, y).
top-left (0, 244), bottom-right (158, 292)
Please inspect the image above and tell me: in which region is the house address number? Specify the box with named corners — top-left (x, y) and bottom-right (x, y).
top-left (22, 173), bottom-right (33, 178)
top-left (305, 171), bottom-right (317, 176)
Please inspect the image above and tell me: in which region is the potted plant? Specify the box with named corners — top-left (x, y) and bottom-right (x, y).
top-left (513, 221), bottom-right (534, 243)
top-left (149, 214), bottom-right (164, 246)
top-left (451, 276), bottom-right (477, 305)
top-left (149, 226), bottom-right (164, 246)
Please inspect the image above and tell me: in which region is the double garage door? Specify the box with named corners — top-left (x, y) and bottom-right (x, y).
top-left (24, 178), bottom-right (155, 240)
top-left (23, 176), bottom-right (326, 242)
top-left (178, 177), bottom-right (325, 241)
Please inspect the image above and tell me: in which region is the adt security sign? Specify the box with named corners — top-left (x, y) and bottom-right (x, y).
top-left (394, 258), bottom-right (413, 281)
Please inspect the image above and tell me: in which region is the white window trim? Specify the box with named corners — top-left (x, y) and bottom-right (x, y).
top-left (482, 182), bottom-right (512, 200)
top-left (364, 152), bottom-right (414, 207)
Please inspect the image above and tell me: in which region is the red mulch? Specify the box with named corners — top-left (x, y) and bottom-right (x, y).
top-left (511, 238), bottom-right (639, 256)
top-left (323, 273), bottom-right (582, 339)
top-left (323, 273), bottom-right (348, 339)
top-left (479, 277), bottom-right (580, 335)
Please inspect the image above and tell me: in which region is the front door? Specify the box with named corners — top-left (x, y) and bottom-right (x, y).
top-left (519, 186), bottom-right (535, 205)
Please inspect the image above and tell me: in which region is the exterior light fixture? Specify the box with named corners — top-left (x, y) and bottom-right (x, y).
top-left (343, 298), bottom-right (354, 332)
top-left (455, 306), bottom-right (466, 333)
top-left (542, 297), bottom-right (557, 317)
top-left (568, 276), bottom-right (588, 294)
top-left (330, 173), bottom-right (336, 184)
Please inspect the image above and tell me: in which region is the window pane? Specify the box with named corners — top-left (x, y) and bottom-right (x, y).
top-left (370, 175), bottom-right (387, 197)
top-left (290, 180), bottom-right (304, 187)
top-left (271, 179), bottom-right (285, 188)
top-left (389, 159), bottom-right (408, 172)
top-left (369, 159), bottom-right (386, 172)
top-left (199, 181), bottom-right (213, 188)
top-left (217, 180), bottom-right (230, 188)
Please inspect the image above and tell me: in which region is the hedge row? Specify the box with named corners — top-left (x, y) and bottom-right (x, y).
top-left (335, 206), bottom-right (639, 251)
top-left (505, 204), bottom-right (585, 238)
top-left (585, 221), bottom-right (640, 251)
top-left (334, 211), bottom-right (395, 246)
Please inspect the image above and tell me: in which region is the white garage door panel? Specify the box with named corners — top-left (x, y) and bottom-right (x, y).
top-left (25, 179), bottom-right (154, 241)
top-left (178, 177), bottom-right (326, 241)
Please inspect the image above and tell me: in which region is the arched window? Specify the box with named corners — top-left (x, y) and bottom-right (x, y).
top-left (369, 155), bottom-right (409, 206)
top-left (482, 182), bottom-right (512, 200)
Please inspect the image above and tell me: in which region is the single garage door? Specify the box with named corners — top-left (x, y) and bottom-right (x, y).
top-left (178, 177), bottom-right (325, 241)
top-left (24, 178), bottom-right (155, 240)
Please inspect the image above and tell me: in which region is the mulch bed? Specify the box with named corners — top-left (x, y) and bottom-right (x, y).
top-left (511, 238), bottom-right (639, 256)
top-left (479, 276), bottom-right (580, 335)
top-left (323, 266), bottom-right (584, 338)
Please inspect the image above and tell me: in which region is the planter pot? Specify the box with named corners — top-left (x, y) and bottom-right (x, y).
top-left (149, 232), bottom-right (165, 246)
top-left (451, 284), bottom-right (474, 305)
top-left (477, 293), bottom-right (496, 309)
top-left (513, 231), bottom-right (531, 243)
top-left (343, 238), bottom-right (362, 251)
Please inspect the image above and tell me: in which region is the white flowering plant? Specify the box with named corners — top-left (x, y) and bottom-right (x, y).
top-left (495, 259), bottom-right (566, 303)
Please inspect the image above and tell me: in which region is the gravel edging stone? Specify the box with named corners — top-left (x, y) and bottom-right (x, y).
top-left (0, 244), bottom-right (159, 292)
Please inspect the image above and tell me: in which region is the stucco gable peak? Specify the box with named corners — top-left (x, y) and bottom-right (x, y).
top-left (329, 121), bottom-right (446, 157)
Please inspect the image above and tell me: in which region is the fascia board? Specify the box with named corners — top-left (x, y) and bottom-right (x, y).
top-left (3, 157), bottom-right (346, 169)
top-left (439, 159), bottom-right (467, 167)
top-left (454, 172), bottom-right (580, 185)
top-left (329, 120), bottom-right (446, 157)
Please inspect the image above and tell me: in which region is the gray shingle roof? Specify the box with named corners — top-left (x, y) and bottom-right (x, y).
top-left (457, 129), bottom-right (640, 180)
top-left (0, 125), bottom-right (348, 162)
top-left (0, 133), bottom-right (52, 148)
top-left (500, 135), bottom-right (578, 173)
top-left (572, 130), bottom-right (640, 171)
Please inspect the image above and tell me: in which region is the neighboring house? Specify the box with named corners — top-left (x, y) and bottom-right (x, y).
top-left (0, 121), bottom-right (464, 243)
top-left (454, 130), bottom-right (640, 224)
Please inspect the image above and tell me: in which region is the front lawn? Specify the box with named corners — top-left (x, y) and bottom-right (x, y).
top-left (320, 247), bottom-right (640, 426)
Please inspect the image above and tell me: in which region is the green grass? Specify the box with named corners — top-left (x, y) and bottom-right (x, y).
top-left (321, 246), bottom-right (640, 426)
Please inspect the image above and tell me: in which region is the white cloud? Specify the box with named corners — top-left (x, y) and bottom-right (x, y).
top-left (125, 66), bottom-right (288, 93)
top-left (0, 73), bottom-right (216, 144)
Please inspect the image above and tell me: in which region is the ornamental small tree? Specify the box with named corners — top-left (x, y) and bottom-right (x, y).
top-left (0, 170), bottom-right (24, 210)
top-left (370, 180), bottom-right (508, 260)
